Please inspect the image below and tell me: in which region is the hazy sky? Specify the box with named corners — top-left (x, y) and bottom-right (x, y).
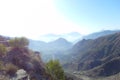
top-left (0, 0), bottom-right (120, 39)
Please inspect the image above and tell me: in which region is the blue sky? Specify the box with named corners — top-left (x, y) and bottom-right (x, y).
top-left (55, 0), bottom-right (120, 31)
top-left (0, 0), bottom-right (120, 40)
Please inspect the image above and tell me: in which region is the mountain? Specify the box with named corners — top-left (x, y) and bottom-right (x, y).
top-left (32, 30), bottom-right (120, 44)
top-left (38, 32), bottom-right (82, 42)
top-left (29, 38), bottom-right (72, 52)
top-left (29, 30), bottom-right (120, 62)
top-left (48, 38), bottom-right (72, 50)
top-left (64, 32), bottom-right (120, 77)
top-left (29, 38), bottom-right (72, 62)
top-left (83, 30), bottom-right (120, 39)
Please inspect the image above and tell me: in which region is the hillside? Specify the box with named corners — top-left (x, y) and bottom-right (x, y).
top-left (0, 38), bottom-right (54, 80)
top-left (4, 48), bottom-right (52, 80)
top-left (64, 32), bottom-right (120, 77)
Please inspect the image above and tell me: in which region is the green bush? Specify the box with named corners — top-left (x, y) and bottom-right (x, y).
top-left (46, 60), bottom-right (65, 80)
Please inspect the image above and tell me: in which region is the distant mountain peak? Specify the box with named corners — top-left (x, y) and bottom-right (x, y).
top-left (37, 32), bottom-right (82, 42)
top-left (84, 30), bottom-right (120, 39)
top-left (55, 38), bottom-right (67, 42)
top-left (49, 38), bottom-right (71, 44)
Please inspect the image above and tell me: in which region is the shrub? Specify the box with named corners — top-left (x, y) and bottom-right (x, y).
top-left (9, 37), bottom-right (29, 48)
top-left (0, 61), bottom-right (4, 70)
top-left (4, 63), bottom-right (19, 77)
top-left (46, 60), bottom-right (65, 80)
top-left (0, 44), bottom-right (7, 57)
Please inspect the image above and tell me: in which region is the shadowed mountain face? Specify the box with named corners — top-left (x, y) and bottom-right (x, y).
top-left (64, 32), bottom-right (120, 76)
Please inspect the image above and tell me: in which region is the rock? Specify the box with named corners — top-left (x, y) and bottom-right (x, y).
top-left (12, 69), bottom-right (29, 80)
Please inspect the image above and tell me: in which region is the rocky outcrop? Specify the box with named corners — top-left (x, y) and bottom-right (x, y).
top-left (12, 69), bottom-right (29, 80)
top-left (3, 48), bottom-right (53, 80)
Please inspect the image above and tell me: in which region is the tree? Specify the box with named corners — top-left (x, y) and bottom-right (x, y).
top-left (0, 44), bottom-right (7, 57)
top-left (46, 60), bottom-right (65, 80)
top-left (9, 37), bottom-right (29, 48)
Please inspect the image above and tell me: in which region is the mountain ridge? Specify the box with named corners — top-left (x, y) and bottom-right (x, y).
top-left (83, 30), bottom-right (120, 39)
top-left (64, 32), bottom-right (120, 77)
top-left (37, 32), bottom-right (82, 42)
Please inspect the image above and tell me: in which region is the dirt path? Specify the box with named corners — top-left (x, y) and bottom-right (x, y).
top-left (74, 74), bottom-right (93, 80)
top-left (65, 71), bottom-right (93, 80)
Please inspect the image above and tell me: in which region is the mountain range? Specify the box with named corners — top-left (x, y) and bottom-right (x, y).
top-left (31, 30), bottom-right (120, 44)
top-left (37, 32), bottom-right (82, 42)
top-left (29, 30), bottom-right (120, 62)
top-left (63, 32), bottom-right (120, 77)
top-left (83, 30), bottom-right (120, 39)
top-left (29, 30), bottom-right (120, 49)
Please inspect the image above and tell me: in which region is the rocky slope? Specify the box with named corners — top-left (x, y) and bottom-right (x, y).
top-left (64, 32), bottom-right (120, 77)
top-left (1, 47), bottom-right (53, 80)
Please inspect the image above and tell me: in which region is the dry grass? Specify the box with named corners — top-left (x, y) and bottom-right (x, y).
top-left (0, 75), bottom-right (9, 80)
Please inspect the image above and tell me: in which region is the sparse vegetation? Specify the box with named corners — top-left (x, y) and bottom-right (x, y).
top-left (0, 44), bottom-right (7, 57)
top-left (4, 63), bottom-right (19, 77)
top-left (9, 37), bottom-right (29, 48)
top-left (0, 61), bottom-right (4, 70)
